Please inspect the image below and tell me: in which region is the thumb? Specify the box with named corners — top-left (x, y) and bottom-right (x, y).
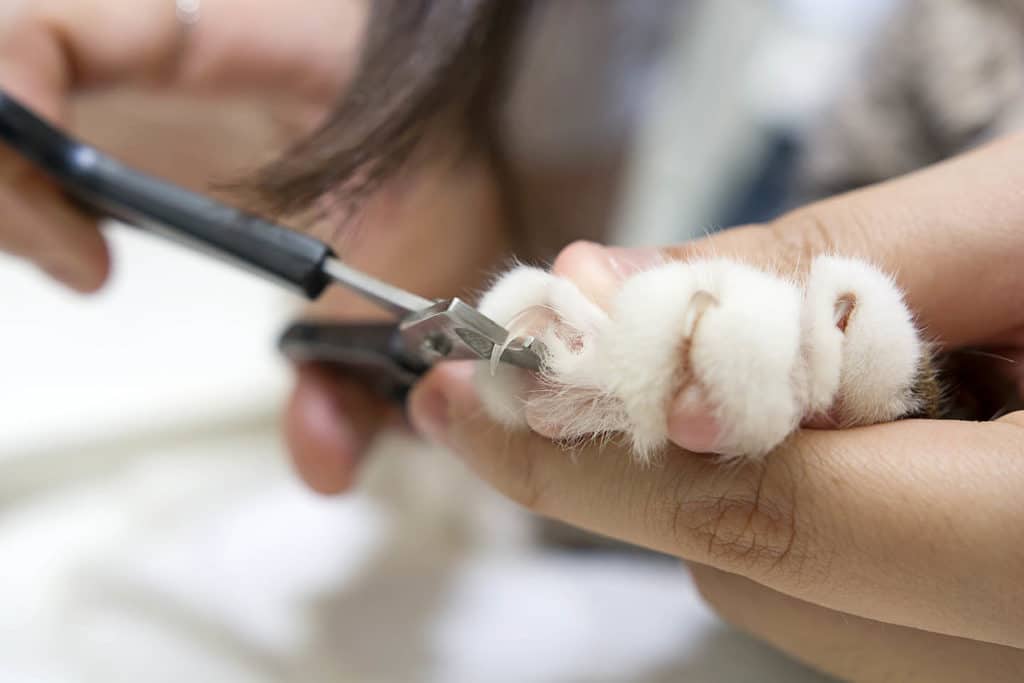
top-left (556, 133), bottom-right (1024, 348)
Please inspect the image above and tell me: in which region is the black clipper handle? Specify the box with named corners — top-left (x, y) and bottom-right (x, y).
top-left (0, 90), bottom-right (334, 299)
top-left (278, 321), bottom-right (431, 404)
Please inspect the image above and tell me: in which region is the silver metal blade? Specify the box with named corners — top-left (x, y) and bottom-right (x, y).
top-left (399, 298), bottom-right (545, 371)
top-left (322, 260), bottom-right (545, 372)
top-left (322, 257), bottom-right (435, 317)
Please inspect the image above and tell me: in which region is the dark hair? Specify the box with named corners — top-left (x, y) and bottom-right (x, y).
top-left (244, 0), bottom-right (526, 219)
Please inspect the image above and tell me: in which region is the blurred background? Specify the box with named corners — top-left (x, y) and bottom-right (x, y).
top-left (2, 0), bottom-right (1007, 679)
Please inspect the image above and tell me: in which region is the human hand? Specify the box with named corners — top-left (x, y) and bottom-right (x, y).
top-left (0, 1), bottom-right (521, 492)
top-left (284, 155), bottom-right (510, 493)
top-left (406, 133), bottom-right (1024, 681)
top-left (0, 0), bottom-right (365, 291)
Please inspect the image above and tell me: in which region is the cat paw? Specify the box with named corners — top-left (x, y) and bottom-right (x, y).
top-left (474, 255), bottom-right (925, 461)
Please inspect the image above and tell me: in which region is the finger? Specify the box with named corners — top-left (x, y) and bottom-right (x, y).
top-left (0, 1), bottom-right (192, 97)
top-left (284, 364), bottom-right (391, 495)
top-left (408, 363), bottom-right (1024, 647)
top-left (0, 25), bottom-right (110, 292)
top-left (0, 0), bottom-right (360, 102)
top-left (549, 240), bottom-right (662, 310)
top-left (688, 563), bottom-right (1024, 683)
top-left (0, 167), bottom-right (110, 291)
top-left (553, 135), bottom-right (1024, 348)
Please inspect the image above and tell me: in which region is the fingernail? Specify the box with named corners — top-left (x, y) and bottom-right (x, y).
top-left (555, 241), bottom-right (618, 302)
top-left (604, 246), bottom-right (664, 279)
top-left (667, 385), bottom-right (722, 454)
top-left (555, 242), bottom-right (664, 310)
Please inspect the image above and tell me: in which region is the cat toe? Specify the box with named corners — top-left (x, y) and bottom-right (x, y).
top-left (473, 266), bottom-right (559, 429)
top-left (804, 256), bottom-right (923, 425)
top-left (605, 260), bottom-right (804, 459)
top-left (474, 265), bottom-right (611, 431)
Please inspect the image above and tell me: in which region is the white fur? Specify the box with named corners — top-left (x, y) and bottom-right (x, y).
top-left (804, 256), bottom-right (923, 425)
top-left (474, 266), bottom-right (612, 432)
top-left (474, 266), bottom-right (556, 429)
top-left (474, 256), bottom-right (924, 460)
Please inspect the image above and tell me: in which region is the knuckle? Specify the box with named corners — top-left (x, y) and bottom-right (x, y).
top-left (767, 209), bottom-right (838, 276)
top-left (769, 200), bottom-right (880, 275)
top-left (664, 454), bottom-right (827, 584)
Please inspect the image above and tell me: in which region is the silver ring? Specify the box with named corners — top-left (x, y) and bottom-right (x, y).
top-left (169, 0), bottom-right (199, 76)
top-left (175, 0), bottom-right (200, 26)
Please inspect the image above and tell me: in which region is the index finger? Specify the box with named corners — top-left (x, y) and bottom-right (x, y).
top-left (669, 133), bottom-right (1024, 349)
top-left (410, 362), bottom-right (1024, 650)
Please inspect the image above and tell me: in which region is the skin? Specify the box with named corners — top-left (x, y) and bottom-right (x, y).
top-left (3, 4), bottom-right (1023, 679)
top-left (406, 134), bottom-right (1024, 681)
top-left (0, 0), bottom-right (511, 494)
top-left (0, 0), bottom-right (365, 289)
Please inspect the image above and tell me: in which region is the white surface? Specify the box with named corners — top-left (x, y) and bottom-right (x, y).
top-left (0, 427), bottom-right (831, 683)
top-left (0, 222), bottom-right (293, 458)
